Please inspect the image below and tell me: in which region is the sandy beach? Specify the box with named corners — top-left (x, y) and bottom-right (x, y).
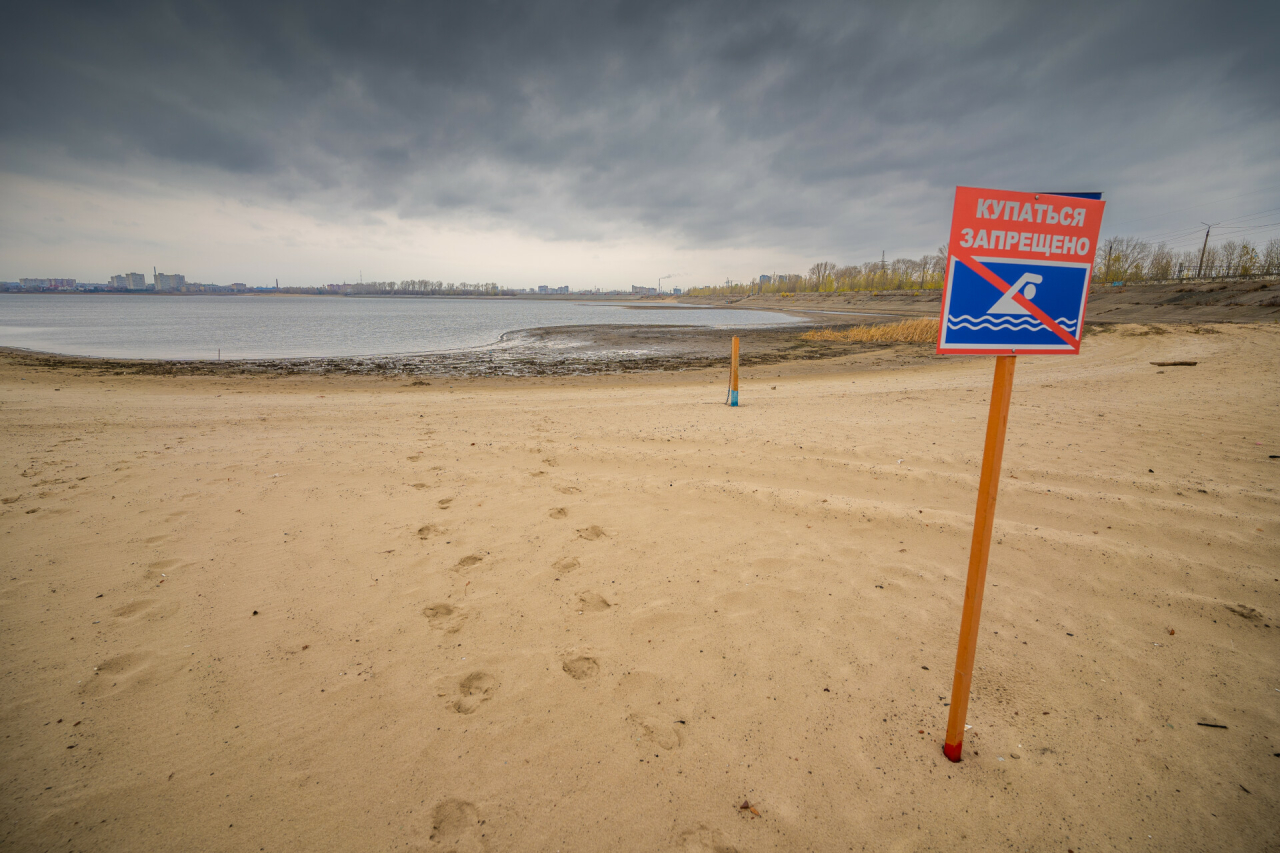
top-left (2, 322), bottom-right (1277, 852)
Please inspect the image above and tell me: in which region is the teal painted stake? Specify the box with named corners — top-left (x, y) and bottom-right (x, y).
top-left (730, 390), bottom-right (738, 407)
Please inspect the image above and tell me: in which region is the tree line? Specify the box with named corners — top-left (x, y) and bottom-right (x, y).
top-left (332, 280), bottom-right (507, 295)
top-left (1096, 236), bottom-right (1280, 282)
top-left (688, 235), bottom-right (1280, 297)
top-left (689, 249), bottom-right (950, 296)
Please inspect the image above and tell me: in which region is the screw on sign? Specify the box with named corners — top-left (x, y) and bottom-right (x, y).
top-left (936, 187), bottom-right (1105, 762)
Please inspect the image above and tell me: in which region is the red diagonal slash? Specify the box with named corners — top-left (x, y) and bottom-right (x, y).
top-left (956, 255), bottom-right (1078, 347)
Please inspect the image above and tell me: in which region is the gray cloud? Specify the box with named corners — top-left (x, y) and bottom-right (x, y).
top-left (4, 0), bottom-right (1278, 264)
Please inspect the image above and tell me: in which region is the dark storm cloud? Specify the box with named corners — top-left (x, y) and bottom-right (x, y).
top-left (5, 0), bottom-right (1277, 255)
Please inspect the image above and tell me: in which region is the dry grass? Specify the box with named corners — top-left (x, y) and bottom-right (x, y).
top-left (801, 316), bottom-right (938, 344)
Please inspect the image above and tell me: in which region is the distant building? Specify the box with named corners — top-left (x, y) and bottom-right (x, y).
top-left (110, 272), bottom-right (149, 290)
top-left (154, 271), bottom-right (186, 290)
top-left (631, 285), bottom-right (658, 295)
top-left (231, 282), bottom-right (248, 292)
top-left (758, 275), bottom-right (771, 284)
top-left (20, 278), bottom-right (76, 290)
top-left (672, 287), bottom-right (682, 295)
top-left (537, 285), bottom-right (570, 294)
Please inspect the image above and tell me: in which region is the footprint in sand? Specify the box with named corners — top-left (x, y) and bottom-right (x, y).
top-left (576, 591), bottom-right (612, 612)
top-left (407, 455), bottom-right (422, 462)
top-left (451, 672), bottom-right (496, 714)
top-left (552, 556), bottom-right (579, 574)
top-left (80, 651), bottom-right (175, 698)
top-left (112, 599), bottom-right (156, 618)
top-left (95, 652), bottom-right (150, 677)
top-left (410, 483), bottom-right (428, 490)
top-left (555, 486), bottom-right (581, 495)
top-left (426, 799), bottom-right (486, 852)
top-left (453, 554), bottom-right (485, 572)
top-left (678, 825), bottom-right (739, 853)
top-left (417, 523), bottom-right (446, 539)
top-left (423, 603), bottom-right (466, 634)
top-left (1225, 603), bottom-right (1264, 621)
top-left (548, 507), bottom-right (567, 519)
top-left (561, 654), bottom-right (600, 680)
top-left (628, 713), bottom-right (684, 750)
top-left (576, 525), bottom-right (607, 541)
top-left (438, 498), bottom-right (453, 509)
top-left (110, 599), bottom-right (179, 621)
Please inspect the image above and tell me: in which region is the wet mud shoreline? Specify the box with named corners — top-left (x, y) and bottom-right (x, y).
top-left (0, 322), bottom-right (922, 378)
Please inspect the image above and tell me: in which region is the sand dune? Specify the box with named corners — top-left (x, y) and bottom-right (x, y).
top-left (1, 323), bottom-right (1277, 851)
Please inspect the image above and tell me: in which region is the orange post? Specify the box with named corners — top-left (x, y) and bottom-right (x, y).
top-left (729, 336), bottom-right (740, 406)
top-left (944, 355), bottom-right (1016, 762)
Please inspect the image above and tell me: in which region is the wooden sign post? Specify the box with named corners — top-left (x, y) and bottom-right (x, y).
top-left (936, 187), bottom-right (1105, 762)
top-left (728, 336), bottom-right (740, 406)
top-left (943, 354), bottom-right (1015, 761)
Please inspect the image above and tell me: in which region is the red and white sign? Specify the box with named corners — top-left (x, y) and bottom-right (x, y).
top-left (937, 187), bottom-right (1106, 355)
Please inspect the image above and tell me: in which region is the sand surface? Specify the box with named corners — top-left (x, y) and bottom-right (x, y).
top-left (2, 324), bottom-right (1278, 852)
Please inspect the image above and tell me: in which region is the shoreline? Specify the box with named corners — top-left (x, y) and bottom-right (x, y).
top-left (0, 319), bottom-right (929, 378)
top-left (0, 296), bottom-right (821, 373)
top-left (0, 316), bottom-right (1269, 379)
top-left (5, 276), bottom-right (1272, 376)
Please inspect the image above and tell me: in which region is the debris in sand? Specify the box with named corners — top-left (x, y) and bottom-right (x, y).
top-left (1150, 361), bottom-right (1197, 366)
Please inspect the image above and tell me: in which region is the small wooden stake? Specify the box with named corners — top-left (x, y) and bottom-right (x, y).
top-left (729, 336), bottom-right (740, 406)
top-left (944, 355), bottom-right (1016, 762)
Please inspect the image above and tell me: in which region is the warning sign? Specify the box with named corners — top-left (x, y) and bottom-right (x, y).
top-left (937, 187), bottom-right (1105, 355)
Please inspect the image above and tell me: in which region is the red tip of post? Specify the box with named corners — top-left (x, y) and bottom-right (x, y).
top-left (943, 741), bottom-right (963, 763)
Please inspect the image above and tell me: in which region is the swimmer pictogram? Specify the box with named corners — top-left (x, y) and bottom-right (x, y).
top-left (988, 273), bottom-right (1040, 314)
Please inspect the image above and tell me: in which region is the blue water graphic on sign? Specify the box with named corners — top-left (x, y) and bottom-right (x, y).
top-left (942, 259), bottom-right (1089, 350)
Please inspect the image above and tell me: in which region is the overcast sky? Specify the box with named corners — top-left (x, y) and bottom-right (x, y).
top-left (2, 0), bottom-right (1277, 289)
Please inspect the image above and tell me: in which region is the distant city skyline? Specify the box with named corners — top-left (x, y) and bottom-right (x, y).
top-left (3, 271), bottom-right (685, 297)
top-left (2, 1), bottom-right (1277, 289)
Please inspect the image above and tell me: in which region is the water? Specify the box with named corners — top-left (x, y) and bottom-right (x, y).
top-left (0, 294), bottom-right (799, 360)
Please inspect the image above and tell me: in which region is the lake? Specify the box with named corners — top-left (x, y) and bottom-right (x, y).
top-left (0, 294), bottom-right (800, 360)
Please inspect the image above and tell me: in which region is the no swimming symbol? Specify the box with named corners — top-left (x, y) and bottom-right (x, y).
top-left (941, 258), bottom-right (1086, 351)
